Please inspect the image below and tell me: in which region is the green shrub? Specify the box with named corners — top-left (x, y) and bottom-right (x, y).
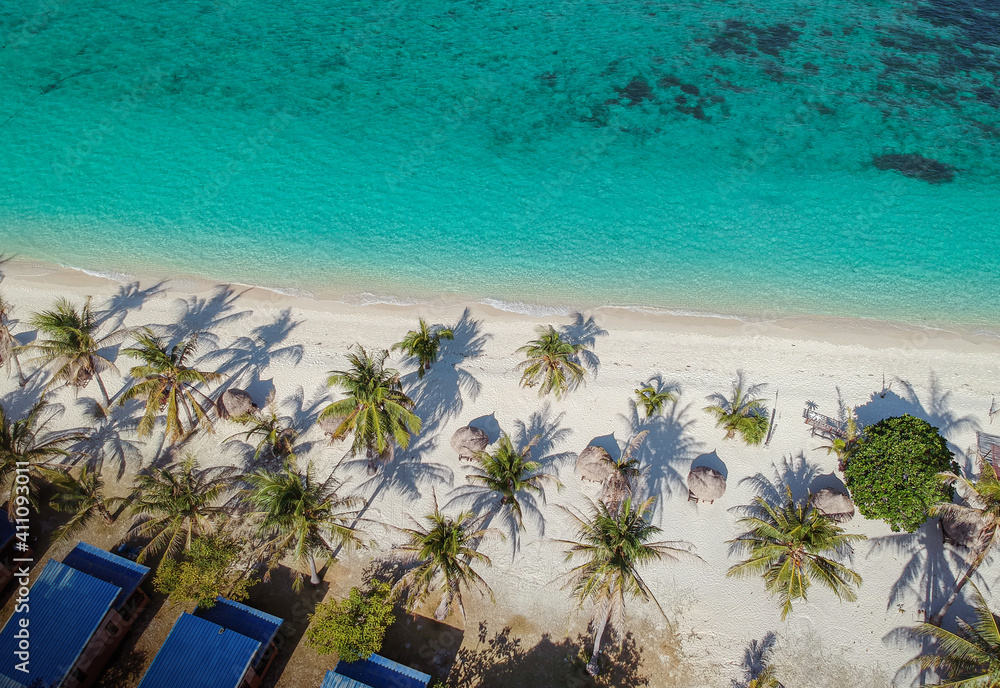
top-left (153, 536), bottom-right (257, 608)
top-left (844, 414), bottom-right (958, 532)
top-left (306, 580), bottom-right (395, 662)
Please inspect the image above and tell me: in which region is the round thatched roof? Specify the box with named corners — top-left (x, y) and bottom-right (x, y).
top-left (217, 388), bottom-right (255, 420)
top-left (941, 509), bottom-right (983, 549)
top-left (687, 466), bottom-right (726, 502)
top-left (451, 426), bottom-right (489, 460)
top-left (812, 488), bottom-right (855, 522)
top-left (577, 445), bottom-right (613, 483)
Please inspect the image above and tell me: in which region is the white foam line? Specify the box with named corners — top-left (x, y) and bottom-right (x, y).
top-left (60, 263), bottom-right (135, 284)
top-left (479, 298), bottom-right (573, 317)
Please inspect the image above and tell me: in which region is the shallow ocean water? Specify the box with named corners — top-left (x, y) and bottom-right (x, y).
top-left (0, 0), bottom-right (998, 323)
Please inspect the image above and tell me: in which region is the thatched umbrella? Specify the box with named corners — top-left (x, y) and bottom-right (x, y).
top-left (217, 388), bottom-right (255, 420)
top-left (451, 426), bottom-right (489, 461)
top-left (811, 488), bottom-right (855, 523)
top-left (940, 509), bottom-right (983, 549)
top-left (577, 446), bottom-right (612, 484)
top-left (687, 466), bottom-right (726, 504)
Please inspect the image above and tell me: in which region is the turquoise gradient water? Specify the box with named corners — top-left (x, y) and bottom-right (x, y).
top-left (1, 0), bottom-right (998, 324)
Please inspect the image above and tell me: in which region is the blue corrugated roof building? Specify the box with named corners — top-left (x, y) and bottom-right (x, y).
top-left (321, 654), bottom-right (432, 688)
top-left (62, 541), bottom-right (150, 610)
top-left (0, 560), bottom-right (120, 688)
top-left (140, 598), bottom-right (284, 688)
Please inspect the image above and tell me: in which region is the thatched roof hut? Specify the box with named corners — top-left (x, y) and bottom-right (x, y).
top-left (451, 426), bottom-right (489, 461)
top-left (812, 488), bottom-right (855, 522)
top-left (577, 446), bottom-right (613, 483)
top-left (217, 389), bottom-right (255, 420)
top-left (687, 466), bottom-right (726, 503)
top-left (940, 509), bottom-right (983, 549)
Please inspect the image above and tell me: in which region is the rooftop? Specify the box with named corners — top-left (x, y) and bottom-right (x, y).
top-left (61, 541), bottom-right (150, 610)
top-left (194, 596), bottom-right (283, 667)
top-left (327, 654), bottom-right (432, 688)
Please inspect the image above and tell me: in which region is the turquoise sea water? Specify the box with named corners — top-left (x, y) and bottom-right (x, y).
top-left (1, 0), bottom-right (998, 324)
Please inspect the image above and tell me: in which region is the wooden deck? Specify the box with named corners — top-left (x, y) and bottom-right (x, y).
top-left (803, 408), bottom-right (847, 440)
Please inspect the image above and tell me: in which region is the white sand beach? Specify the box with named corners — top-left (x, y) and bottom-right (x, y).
top-left (2, 257), bottom-right (998, 687)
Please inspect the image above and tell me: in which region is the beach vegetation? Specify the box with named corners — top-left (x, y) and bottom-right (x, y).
top-left (515, 325), bottom-right (587, 400)
top-left (306, 580), bottom-right (395, 661)
top-left (125, 453), bottom-right (236, 563)
top-left (927, 455), bottom-right (1000, 625)
top-left (704, 376), bottom-right (769, 446)
top-left (818, 409), bottom-right (860, 470)
top-left (119, 330), bottom-right (223, 442)
top-left (602, 431), bottom-right (648, 513)
top-left (320, 346), bottom-right (421, 474)
top-left (634, 382), bottom-right (676, 419)
top-left (0, 399), bottom-right (83, 515)
top-left (153, 534), bottom-right (257, 608)
top-left (391, 318), bottom-right (454, 378)
top-left (844, 414), bottom-right (957, 533)
top-left (726, 486), bottom-right (865, 620)
top-left (23, 297), bottom-right (133, 406)
top-left (907, 584), bottom-right (1000, 686)
top-left (559, 496), bottom-right (695, 676)
top-left (226, 402), bottom-right (298, 465)
top-left (47, 465), bottom-right (122, 542)
top-left (0, 293), bottom-right (25, 385)
top-left (395, 495), bottom-right (497, 622)
top-left (245, 462), bottom-right (365, 590)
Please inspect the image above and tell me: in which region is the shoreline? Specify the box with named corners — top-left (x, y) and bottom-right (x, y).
top-left (6, 255), bottom-right (1000, 356)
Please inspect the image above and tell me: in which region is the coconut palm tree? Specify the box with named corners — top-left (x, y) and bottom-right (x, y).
top-left (244, 462), bottom-right (365, 590)
top-left (559, 496), bottom-right (695, 676)
top-left (319, 346), bottom-right (421, 473)
top-left (47, 466), bottom-right (123, 542)
top-left (23, 297), bottom-right (133, 406)
top-left (515, 325), bottom-right (587, 400)
top-left (226, 404), bottom-right (298, 465)
top-left (118, 330), bottom-right (222, 442)
top-left (634, 382), bottom-right (676, 419)
top-left (391, 318), bottom-right (454, 379)
top-left (927, 456), bottom-right (1000, 626)
top-left (601, 431), bottom-right (648, 513)
top-left (126, 454), bottom-right (236, 563)
top-left (396, 496), bottom-right (498, 622)
top-left (726, 487), bottom-right (865, 620)
top-left (0, 293), bottom-right (26, 385)
top-left (0, 400), bottom-right (83, 514)
top-left (464, 433), bottom-right (560, 533)
top-left (907, 584), bottom-right (1000, 686)
top-left (704, 377), bottom-right (769, 446)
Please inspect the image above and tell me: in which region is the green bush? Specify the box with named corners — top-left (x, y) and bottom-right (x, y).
top-left (844, 414), bottom-right (958, 532)
top-left (306, 580), bottom-right (396, 662)
top-left (153, 536), bottom-right (257, 608)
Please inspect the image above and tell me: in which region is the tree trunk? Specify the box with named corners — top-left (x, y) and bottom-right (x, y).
top-left (308, 552), bottom-right (321, 585)
top-left (586, 604), bottom-right (611, 676)
top-left (98, 503), bottom-right (114, 525)
top-left (434, 589), bottom-right (451, 622)
top-left (929, 532), bottom-right (994, 625)
top-left (12, 353), bottom-right (26, 388)
top-left (95, 374), bottom-right (111, 408)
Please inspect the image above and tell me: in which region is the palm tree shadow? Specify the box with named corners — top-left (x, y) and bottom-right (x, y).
top-left (95, 280), bottom-right (169, 330)
top-left (739, 451), bottom-right (821, 506)
top-left (623, 401), bottom-right (701, 510)
top-left (70, 398), bottom-right (144, 480)
top-left (559, 313), bottom-right (607, 375)
top-left (731, 631), bottom-right (778, 688)
top-left (166, 284), bottom-right (252, 347)
top-left (284, 384), bottom-right (332, 433)
top-left (199, 308), bottom-right (305, 398)
top-left (512, 403), bottom-right (574, 468)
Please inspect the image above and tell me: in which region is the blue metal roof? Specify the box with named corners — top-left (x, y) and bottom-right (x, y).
top-left (333, 654), bottom-right (432, 688)
top-left (62, 541), bottom-right (151, 610)
top-left (321, 669), bottom-right (371, 688)
top-left (137, 613), bottom-right (261, 688)
top-left (0, 509), bottom-right (15, 552)
top-left (0, 560), bottom-right (120, 688)
top-left (194, 597), bottom-right (283, 667)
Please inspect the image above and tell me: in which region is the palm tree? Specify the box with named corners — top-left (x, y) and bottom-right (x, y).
top-left (244, 462), bottom-right (365, 590)
top-left (23, 297), bottom-right (133, 405)
top-left (0, 293), bottom-right (26, 385)
top-left (226, 404), bottom-right (298, 465)
top-left (47, 466), bottom-right (123, 542)
top-left (0, 400), bottom-right (83, 513)
top-left (465, 433), bottom-right (560, 532)
top-left (704, 377), bottom-right (769, 446)
top-left (514, 325), bottom-right (587, 400)
top-left (907, 584), bottom-right (1000, 687)
top-left (559, 496), bottom-right (695, 676)
top-left (601, 431), bottom-right (648, 513)
top-left (726, 487), bottom-right (865, 620)
top-left (927, 456), bottom-right (1000, 626)
top-left (634, 383), bottom-right (676, 419)
top-left (126, 454), bottom-right (235, 563)
top-left (391, 318), bottom-right (454, 378)
top-left (118, 330), bottom-right (222, 442)
top-left (397, 496), bottom-right (497, 622)
top-left (319, 346), bottom-right (421, 473)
